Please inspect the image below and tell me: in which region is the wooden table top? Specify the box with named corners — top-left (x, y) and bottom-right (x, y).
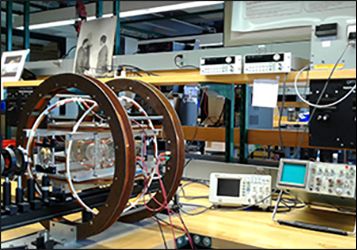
top-left (1, 181), bottom-right (356, 249)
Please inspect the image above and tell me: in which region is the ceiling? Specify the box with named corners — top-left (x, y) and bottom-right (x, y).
top-left (1, 1), bottom-right (224, 40)
top-left (1, 0), bottom-right (95, 14)
top-left (1, 1), bottom-right (224, 61)
top-left (119, 4), bottom-right (224, 40)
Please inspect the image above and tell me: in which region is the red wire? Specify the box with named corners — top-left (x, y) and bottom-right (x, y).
top-left (137, 156), bottom-right (194, 249)
top-left (129, 106), bottom-right (194, 249)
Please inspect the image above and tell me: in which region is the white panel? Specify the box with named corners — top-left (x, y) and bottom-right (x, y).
top-left (231, 1), bottom-right (356, 32)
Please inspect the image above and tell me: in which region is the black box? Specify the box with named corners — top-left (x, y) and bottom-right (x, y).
top-left (309, 79), bottom-right (356, 148)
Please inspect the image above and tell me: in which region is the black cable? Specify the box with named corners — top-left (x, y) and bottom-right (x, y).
top-left (178, 183), bottom-right (273, 215)
top-left (176, 183), bottom-right (305, 217)
top-left (183, 158), bottom-right (193, 169)
top-left (117, 64), bottom-right (159, 76)
top-left (176, 181), bottom-right (213, 216)
top-left (205, 100), bottom-right (226, 127)
top-left (154, 215), bottom-right (187, 232)
top-left (153, 216), bottom-right (169, 249)
top-left (275, 191), bottom-right (306, 212)
top-left (179, 188), bottom-right (209, 200)
top-left (278, 73), bottom-right (288, 149)
top-left (76, 63), bottom-right (158, 77)
top-left (292, 43), bottom-right (351, 158)
top-left (178, 181), bottom-right (209, 200)
top-left (174, 55), bottom-right (199, 70)
top-left (180, 177), bottom-right (209, 185)
top-left (292, 69), bottom-right (311, 158)
top-left (179, 203), bottom-right (214, 216)
top-left (176, 210), bottom-right (195, 250)
top-left (212, 193), bottom-right (274, 212)
top-left (61, 45), bottom-right (77, 59)
top-left (154, 214), bottom-right (195, 250)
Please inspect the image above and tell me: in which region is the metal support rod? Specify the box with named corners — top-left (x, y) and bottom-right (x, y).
top-left (272, 190), bottom-right (284, 222)
top-left (16, 176), bottom-right (24, 204)
top-left (238, 84), bottom-right (249, 164)
top-left (23, 0), bottom-right (30, 60)
top-left (96, 0), bottom-right (103, 18)
top-left (225, 84), bottom-right (235, 163)
top-left (113, 0), bottom-right (121, 55)
top-left (6, 0), bottom-right (13, 51)
top-left (3, 177), bottom-right (11, 207)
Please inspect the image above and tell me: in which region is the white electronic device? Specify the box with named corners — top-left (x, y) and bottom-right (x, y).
top-left (209, 173), bottom-right (272, 209)
top-left (243, 52), bottom-right (308, 74)
top-left (277, 159), bottom-right (356, 209)
top-left (200, 55), bottom-right (242, 75)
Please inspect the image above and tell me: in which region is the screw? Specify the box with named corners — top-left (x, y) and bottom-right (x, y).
top-left (193, 235), bottom-right (201, 245)
top-left (202, 237), bottom-right (211, 247)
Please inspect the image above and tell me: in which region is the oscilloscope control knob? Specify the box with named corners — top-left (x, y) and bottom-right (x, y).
top-left (311, 167), bottom-right (316, 174)
top-left (278, 63), bottom-right (283, 71)
top-left (307, 163), bottom-right (356, 198)
top-left (335, 188), bottom-right (343, 195)
top-left (328, 178), bottom-right (334, 187)
top-left (316, 177), bottom-right (322, 185)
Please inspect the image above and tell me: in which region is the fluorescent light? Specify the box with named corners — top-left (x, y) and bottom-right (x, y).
top-left (199, 42), bottom-right (224, 47)
top-left (119, 1), bottom-right (223, 18)
top-left (87, 14), bottom-right (113, 21)
top-left (17, 19), bottom-right (77, 30)
top-left (16, 1), bottom-right (223, 30)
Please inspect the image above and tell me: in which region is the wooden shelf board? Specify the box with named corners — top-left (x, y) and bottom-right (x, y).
top-left (3, 69), bottom-right (356, 87)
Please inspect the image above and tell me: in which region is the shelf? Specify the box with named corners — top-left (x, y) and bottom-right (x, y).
top-left (3, 69), bottom-right (356, 88)
top-left (277, 101), bottom-right (309, 108)
top-left (182, 126), bottom-right (309, 148)
top-left (3, 68), bottom-right (355, 158)
top-left (182, 126), bottom-right (354, 151)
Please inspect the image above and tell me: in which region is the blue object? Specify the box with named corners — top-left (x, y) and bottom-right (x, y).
top-left (178, 86), bottom-right (199, 126)
top-left (298, 112), bottom-right (310, 122)
top-left (281, 163), bottom-right (307, 186)
top-left (0, 101), bottom-right (6, 112)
